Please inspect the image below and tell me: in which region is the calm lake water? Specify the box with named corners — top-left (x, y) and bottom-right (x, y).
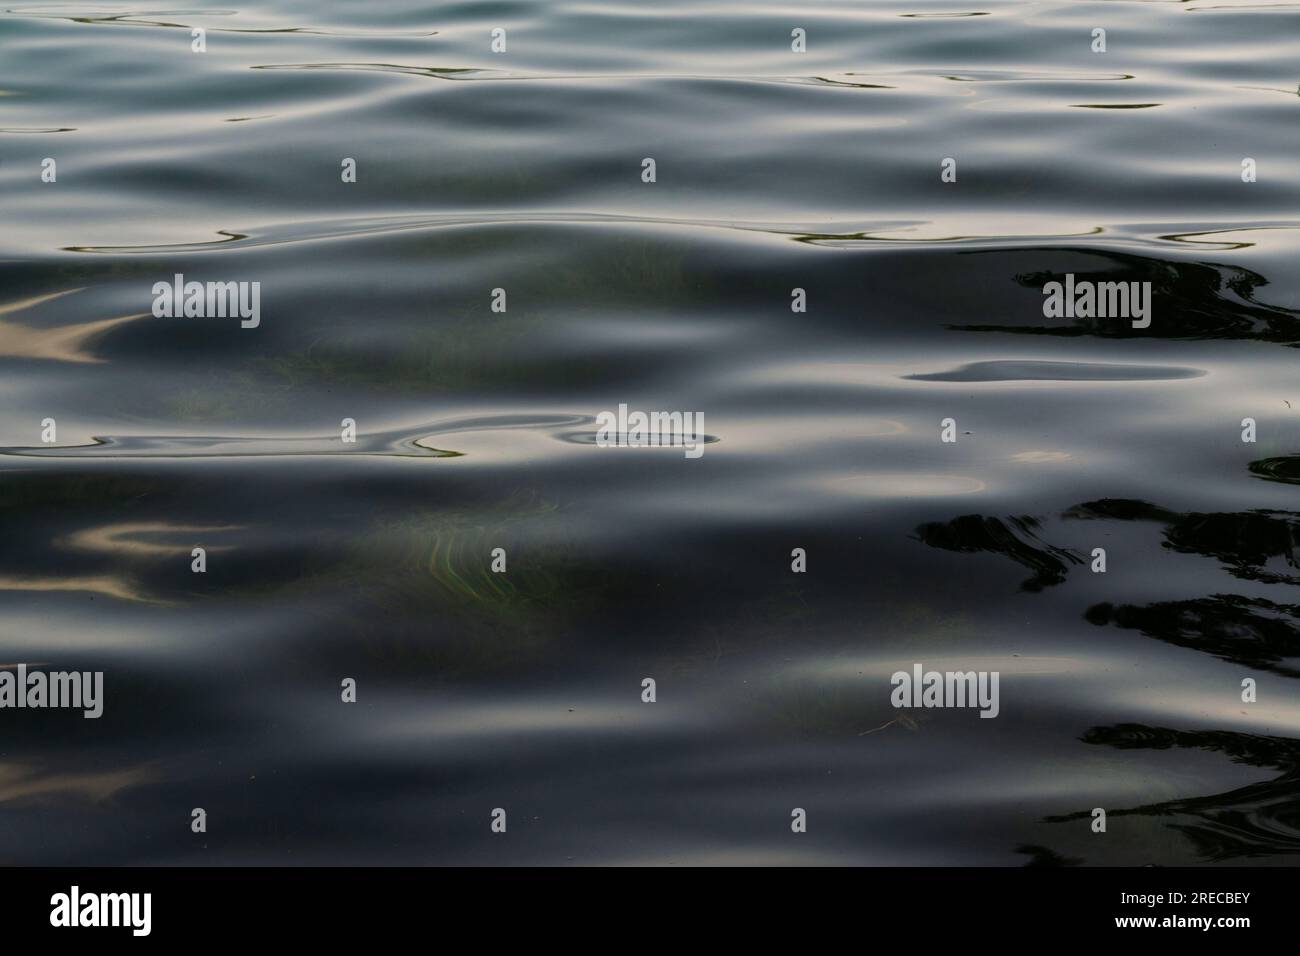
top-left (1, 0), bottom-right (1299, 865)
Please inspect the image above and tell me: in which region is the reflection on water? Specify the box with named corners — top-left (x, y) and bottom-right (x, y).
top-left (1047, 725), bottom-right (1300, 862)
top-left (919, 498), bottom-right (1300, 669)
top-left (1252, 454), bottom-right (1300, 486)
top-left (954, 252), bottom-right (1300, 342)
top-left (1068, 498), bottom-right (1299, 586)
top-left (915, 514), bottom-right (1084, 591)
top-left (1, 0), bottom-right (1299, 865)
top-left (1086, 596), bottom-right (1300, 677)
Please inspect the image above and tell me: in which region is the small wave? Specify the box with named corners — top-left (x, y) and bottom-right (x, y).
top-left (0, 413), bottom-right (590, 459)
top-left (906, 360), bottom-right (1206, 382)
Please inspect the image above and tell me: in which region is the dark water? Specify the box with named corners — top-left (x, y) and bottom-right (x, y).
top-left (2, 1), bottom-right (1299, 866)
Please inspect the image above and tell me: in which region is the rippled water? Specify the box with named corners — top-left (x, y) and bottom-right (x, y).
top-left (2, 1), bottom-right (1299, 865)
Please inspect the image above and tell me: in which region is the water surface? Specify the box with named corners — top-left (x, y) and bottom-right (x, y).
top-left (1, 0), bottom-right (1299, 865)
